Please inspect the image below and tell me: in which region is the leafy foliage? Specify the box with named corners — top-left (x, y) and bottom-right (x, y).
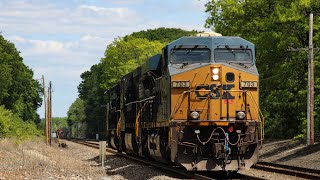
top-left (124, 27), bottom-right (198, 43)
top-left (67, 98), bottom-right (86, 123)
top-left (0, 34), bottom-right (42, 124)
top-left (99, 37), bottom-right (165, 89)
top-left (78, 64), bottom-right (105, 137)
top-left (0, 106), bottom-right (41, 140)
top-left (67, 98), bottom-right (86, 137)
top-left (204, 0), bottom-right (320, 138)
top-left (52, 117), bottom-right (68, 131)
top-left (38, 117), bottom-right (68, 133)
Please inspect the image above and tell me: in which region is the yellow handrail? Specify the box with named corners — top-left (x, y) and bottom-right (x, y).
top-left (116, 110), bottom-right (121, 137)
top-left (246, 92), bottom-right (265, 141)
top-left (170, 89), bottom-right (211, 120)
top-left (135, 102), bottom-right (148, 138)
top-left (169, 89), bottom-right (264, 143)
top-left (170, 91), bottom-right (188, 120)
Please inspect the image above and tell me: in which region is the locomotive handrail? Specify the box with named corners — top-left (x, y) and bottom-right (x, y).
top-left (170, 89), bottom-right (264, 142)
top-left (170, 89), bottom-right (244, 120)
top-left (170, 89), bottom-right (239, 120)
top-left (135, 101), bottom-right (148, 140)
top-left (125, 96), bottom-right (156, 106)
top-left (228, 89), bottom-right (265, 141)
top-left (170, 90), bottom-right (190, 120)
top-left (246, 92), bottom-right (265, 142)
top-left (116, 110), bottom-right (121, 137)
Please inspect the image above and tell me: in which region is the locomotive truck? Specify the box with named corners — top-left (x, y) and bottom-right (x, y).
top-left (105, 32), bottom-right (264, 171)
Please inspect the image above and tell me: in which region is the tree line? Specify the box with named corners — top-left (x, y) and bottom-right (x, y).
top-left (0, 34), bottom-right (42, 139)
top-left (204, 0), bottom-right (320, 138)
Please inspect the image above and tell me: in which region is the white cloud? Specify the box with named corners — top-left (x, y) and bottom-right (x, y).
top-left (0, 1), bottom-right (142, 36)
top-left (79, 5), bottom-right (131, 18)
top-left (80, 34), bottom-right (105, 41)
top-left (30, 40), bottom-right (66, 54)
top-left (8, 35), bottom-right (26, 42)
top-left (6, 34), bottom-right (106, 93)
top-left (106, 0), bottom-right (145, 6)
top-left (1, 0), bottom-right (209, 117)
top-left (9, 34), bottom-right (108, 58)
top-left (79, 5), bottom-right (107, 12)
top-left (189, 0), bottom-right (209, 11)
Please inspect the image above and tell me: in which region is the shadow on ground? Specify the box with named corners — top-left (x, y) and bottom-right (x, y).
top-left (275, 143), bottom-right (320, 163)
top-left (259, 140), bottom-right (303, 159)
top-left (86, 154), bottom-right (187, 180)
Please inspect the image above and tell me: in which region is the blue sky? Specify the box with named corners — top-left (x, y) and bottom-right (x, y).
top-left (0, 0), bottom-right (211, 117)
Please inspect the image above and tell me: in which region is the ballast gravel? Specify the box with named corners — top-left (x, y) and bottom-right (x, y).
top-left (0, 138), bottom-right (182, 180)
top-left (0, 138), bottom-right (317, 179)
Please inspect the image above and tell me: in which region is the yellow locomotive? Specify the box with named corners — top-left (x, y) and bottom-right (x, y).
top-left (105, 32), bottom-right (264, 171)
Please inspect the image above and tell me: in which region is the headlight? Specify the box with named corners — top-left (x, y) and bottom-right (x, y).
top-left (212, 68), bottom-right (219, 74)
top-left (236, 111), bottom-right (246, 120)
top-left (190, 111), bottom-right (200, 120)
top-left (212, 68), bottom-right (220, 81)
top-left (212, 75), bottom-right (219, 80)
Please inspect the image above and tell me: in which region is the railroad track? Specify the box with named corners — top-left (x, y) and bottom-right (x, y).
top-left (253, 161), bottom-right (320, 179)
top-left (69, 139), bottom-right (260, 180)
top-left (70, 139), bottom-right (320, 179)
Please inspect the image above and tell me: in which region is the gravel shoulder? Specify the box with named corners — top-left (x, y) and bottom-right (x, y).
top-left (0, 138), bottom-right (184, 180)
top-left (0, 138), bottom-right (105, 179)
top-left (237, 139), bottom-right (320, 180)
top-left (1, 138), bottom-right (319, 180)
top-left (259, 139), bottom-right (320, 170)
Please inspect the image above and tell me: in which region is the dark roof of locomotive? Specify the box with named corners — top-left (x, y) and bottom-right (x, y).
top-left (167, 36), bottom-right (255, 51)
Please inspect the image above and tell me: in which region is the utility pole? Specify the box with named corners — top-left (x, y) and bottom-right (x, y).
top-left (48, 81), bottom-right (52, 145)
top-left (307, 13), bottom-right (314, 146)
top-left (288, 13), bottom-right (319, 145)
top-left (42, 75), bottom-right (48, 145)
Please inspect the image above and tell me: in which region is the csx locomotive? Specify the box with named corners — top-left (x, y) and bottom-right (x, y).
top-left (105, 32), bottom-right (264, 171)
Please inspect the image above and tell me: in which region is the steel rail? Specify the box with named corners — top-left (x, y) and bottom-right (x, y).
top-left (69, 139), bottom-right (260, 180)
top-left (253, 161), bottom-right (320, 179)
top-left (69, 139), bottom-right (211, 179)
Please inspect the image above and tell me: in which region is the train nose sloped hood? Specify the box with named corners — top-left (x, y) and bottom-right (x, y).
top-left (166, 36), bottom-right (256, 76)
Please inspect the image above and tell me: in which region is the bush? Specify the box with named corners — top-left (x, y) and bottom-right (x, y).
top-left (0, 106), bottom-right (41, 140)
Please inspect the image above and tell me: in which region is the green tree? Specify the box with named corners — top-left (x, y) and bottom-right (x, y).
top-left (0, 34), bottom-right (42, 123)
top-left (125, 27), bottom-right (198, 43)
top-left (204, 0), bottom-right (320, 138)
top-left (78, 64), bottom-right (105, 137)
top-left (67, 98), bottom-right (86, 137)
top-left (67, 98), bottom-right (86, 123)
top-left (0, 106), bottom-right (41, 140)
top-left (52, 117), bottom-right (68, 131)
top-left (100, 37), bottom-right (165, 89)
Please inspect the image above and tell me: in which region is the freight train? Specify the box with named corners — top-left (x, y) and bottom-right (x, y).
top-left (105, 32), bottom-right (264, 171)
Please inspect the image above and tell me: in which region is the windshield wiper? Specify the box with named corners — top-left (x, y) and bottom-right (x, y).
top-left (186, 45), bottom-right (199, 54)
top-left (225, 45), bottom-right (236, 56)
top-left (228, 62), bottom-right (254, 69)
top-left (180, 62), bottom-right (189, 69)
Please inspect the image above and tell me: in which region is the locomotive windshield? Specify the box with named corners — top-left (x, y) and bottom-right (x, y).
top-left (171, 48), bottom-right (210, 64)
top-left (214, 49), bottom-right (252, 63)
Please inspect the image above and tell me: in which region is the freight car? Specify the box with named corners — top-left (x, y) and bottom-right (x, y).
top-left (105, 32), bottom-right (264, 171)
